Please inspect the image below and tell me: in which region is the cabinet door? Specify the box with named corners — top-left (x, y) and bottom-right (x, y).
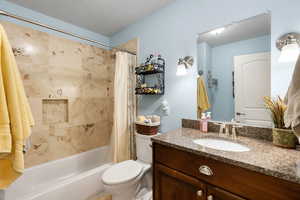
top-left (207, 185), bottom-right (246, 200)
top-left (154, 163), bottom-right (206, 200)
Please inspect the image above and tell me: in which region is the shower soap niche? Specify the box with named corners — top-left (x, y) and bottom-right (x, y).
top-left (42, 98), bottom-right (69, 124)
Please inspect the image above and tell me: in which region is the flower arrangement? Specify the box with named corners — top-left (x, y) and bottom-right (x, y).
top-left (263, 96), bottom-right (288, 129)
top-left (264, 96), bottom-right (297, 148)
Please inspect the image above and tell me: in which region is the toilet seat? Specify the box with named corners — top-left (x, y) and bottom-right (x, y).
top-left (102, 160), bottom-right (143, 185)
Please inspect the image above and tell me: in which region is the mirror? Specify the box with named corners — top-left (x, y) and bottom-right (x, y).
top-left (197, 13), bottom-right (272, 127)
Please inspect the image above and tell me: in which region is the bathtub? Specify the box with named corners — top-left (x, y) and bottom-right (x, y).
top-left (0, 146), bottom-right (111, 200)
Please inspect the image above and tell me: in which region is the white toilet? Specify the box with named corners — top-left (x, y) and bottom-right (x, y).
top-left (101, 133), bottom-right (156, 200)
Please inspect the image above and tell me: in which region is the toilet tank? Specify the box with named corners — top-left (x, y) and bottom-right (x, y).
top-left (135, 133), bottom-right (158, 164)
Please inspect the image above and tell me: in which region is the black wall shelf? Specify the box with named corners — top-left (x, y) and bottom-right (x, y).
top-left (135, 55), bottom-right (165, 95)
top-left (136, 69), bottom-right (164, 75)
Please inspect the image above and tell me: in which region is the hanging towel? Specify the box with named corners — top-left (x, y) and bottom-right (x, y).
top-left (0, 24), bottom-right (34, 189)
top-left (197, 76), bottom-right (210, 118)
top-left (284, 56), bottom-right (300, 128)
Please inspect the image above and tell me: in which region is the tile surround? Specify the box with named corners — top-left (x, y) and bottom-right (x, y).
top-left (42, 99), bottom-right (69, 124)
top-left (1, 20), bottom-right (115, 168)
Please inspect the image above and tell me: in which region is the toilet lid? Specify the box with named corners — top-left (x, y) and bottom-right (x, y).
top-left (102, 160), bottom-right (143, 185)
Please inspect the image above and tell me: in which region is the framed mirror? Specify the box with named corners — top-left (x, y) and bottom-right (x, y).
top-left (197, 13), bottom-right (272, 127)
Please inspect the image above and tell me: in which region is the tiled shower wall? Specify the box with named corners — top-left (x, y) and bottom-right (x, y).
top-left (1, 21), bottom-right (115, 168)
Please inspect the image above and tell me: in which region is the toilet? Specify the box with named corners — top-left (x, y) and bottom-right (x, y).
top-left (101, 133), bottom-right (156, 200)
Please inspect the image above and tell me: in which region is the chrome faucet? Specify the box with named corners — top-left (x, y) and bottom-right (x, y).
top-left (231, 125), bottom-right (238, 140)
top-left (230, 120), bottom-right (244, 140)
top-left (215, 121), bottom-right (243, 140)
top-left (215, 122), bottom-right (230, 137)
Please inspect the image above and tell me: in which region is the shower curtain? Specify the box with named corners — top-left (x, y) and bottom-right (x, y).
top-left (111, 51), bottom-right (137, 163)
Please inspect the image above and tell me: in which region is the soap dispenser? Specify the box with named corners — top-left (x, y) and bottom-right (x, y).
top-left (200, 113), bottom-right (208, 133)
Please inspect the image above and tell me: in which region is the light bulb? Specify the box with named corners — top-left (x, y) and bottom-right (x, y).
top-left (176, 64), bottom-right (187, 76)
top-left (279, 43), bottom-right (300, 63)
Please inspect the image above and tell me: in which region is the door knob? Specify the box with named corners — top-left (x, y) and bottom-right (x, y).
top-left (236, 112), bottom-right (246, 116)
top-left (196, 190), bottom-right (203, 197)
top-left (207, 195), bottom-right (214, 200)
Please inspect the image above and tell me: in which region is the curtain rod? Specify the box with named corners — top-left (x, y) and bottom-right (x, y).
top-left (0, 10), bottom-right (136, 55)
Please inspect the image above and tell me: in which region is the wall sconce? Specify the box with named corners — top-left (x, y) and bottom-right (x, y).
top-left (276, 33), bottom-right (300, 63)
top-left (176, 56), bottom-right (194, 76)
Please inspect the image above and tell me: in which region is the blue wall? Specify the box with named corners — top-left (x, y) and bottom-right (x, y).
top-left (0, 1), bottom-right (110, 48)
top-left (1, 0), bottom-right (299, 133)
top-left (209, 35), bottom-right (271, 121)
top-left (111, 0), bottom-right (300, 133)
top-left (198, 42), bottom-right (212, 77)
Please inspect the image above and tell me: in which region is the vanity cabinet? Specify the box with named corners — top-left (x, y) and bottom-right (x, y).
top-left (153, 143), bottom-right (300, 200)
top-left (154, 162), bottom-right (245, 200)
top-left (207, 185), bottom-right (246, 200)
top-left (154, 163), bottom-right (206, 200)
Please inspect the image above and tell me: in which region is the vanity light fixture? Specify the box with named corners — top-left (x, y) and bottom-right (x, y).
top-left (176, 56), bottom-right (194, 76)
top-left (276, 33), bottom-right (300, 63)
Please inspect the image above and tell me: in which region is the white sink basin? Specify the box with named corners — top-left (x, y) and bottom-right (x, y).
top-left (193, 138), bottom-right (250, 152)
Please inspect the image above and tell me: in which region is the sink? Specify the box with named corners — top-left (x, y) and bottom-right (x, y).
top-left (193, 138), bottom-right (250, 152)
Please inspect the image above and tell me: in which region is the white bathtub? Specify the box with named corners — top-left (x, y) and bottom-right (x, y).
top-left (0, 146), bottom-right (111, 200)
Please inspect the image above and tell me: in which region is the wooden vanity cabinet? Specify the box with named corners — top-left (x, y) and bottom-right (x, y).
top-left (154, 163), bottom-right (206, 200)
top-left (153, 143), bottom-right (300, 200)
top-left (207, 185), bottom-right (246, 200)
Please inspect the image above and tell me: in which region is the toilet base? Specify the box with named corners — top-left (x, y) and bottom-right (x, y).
top-left (102, 160), bottom-right (152, 200)
top-left (136, 187), bottom-right (152, 200)
top-left (107, 185), bottom-right (153, 200)
top-left (104, 180), bottom-right (140, 200)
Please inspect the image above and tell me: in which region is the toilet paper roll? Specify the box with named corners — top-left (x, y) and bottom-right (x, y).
top-left (137, 115), bottom-right (146, 122)
top-left (151, 115), bottom-right (160, 123)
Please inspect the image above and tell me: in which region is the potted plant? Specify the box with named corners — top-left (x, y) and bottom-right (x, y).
top-left (264, 96), bottom-right (297, 148)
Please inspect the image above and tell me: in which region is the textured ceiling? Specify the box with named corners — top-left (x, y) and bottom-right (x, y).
top-left (9, 0), bottom-right (175, 36)
top-left (198, 13), bottom-right (271, 47)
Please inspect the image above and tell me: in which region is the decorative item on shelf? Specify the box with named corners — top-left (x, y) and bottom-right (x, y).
top-left (135, 87), bottom-right (162, 95)
top-left (135, 54), bottom-right (165, 95)
top-left (264, 96), bottom-right (297, 148)
top-left (136, 75), bottom-right (144, 88)
top-left (135, 54), bottom-right (165, 75)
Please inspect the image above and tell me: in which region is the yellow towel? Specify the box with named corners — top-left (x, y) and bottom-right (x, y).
top-left (197, 76), bottom-right (210, 118)
top-left (0, 24), bottom-right (34, 189)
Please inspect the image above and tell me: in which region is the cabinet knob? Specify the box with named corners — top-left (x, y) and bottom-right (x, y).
top-left (207, 195), bottom-right (214, 200)
top-left (196, 190), bottom-right (203, 197)
top-left (199, 165), bottom-right (213, 176)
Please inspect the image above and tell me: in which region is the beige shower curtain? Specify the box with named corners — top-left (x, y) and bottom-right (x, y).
top-left (111, 51), bottom-right (137, 163)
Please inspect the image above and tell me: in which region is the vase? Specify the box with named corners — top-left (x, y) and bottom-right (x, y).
top-left (272, 128), bottom-right (297, 148)
top-left (294, 126), bottom-right (300, 144)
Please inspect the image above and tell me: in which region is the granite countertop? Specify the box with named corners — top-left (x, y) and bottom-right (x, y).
top-left (151, 128), bottom-right (300, 185)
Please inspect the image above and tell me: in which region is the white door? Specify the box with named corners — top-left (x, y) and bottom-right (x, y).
top-left (234, 52), bottom-right (272, 127)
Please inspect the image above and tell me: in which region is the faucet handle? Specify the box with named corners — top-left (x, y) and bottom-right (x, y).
top-left (231, 126), bottom-right (237, 140)
top-left (213, 122), bottom-right (225, 136)
top-left (225, 124), bottom-right (230, 137)
top-left (231, 123), bottom-right (243, 140)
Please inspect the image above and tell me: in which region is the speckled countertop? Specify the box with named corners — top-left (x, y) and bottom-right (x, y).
top-left (151, 128), bottom-right (300, 185)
